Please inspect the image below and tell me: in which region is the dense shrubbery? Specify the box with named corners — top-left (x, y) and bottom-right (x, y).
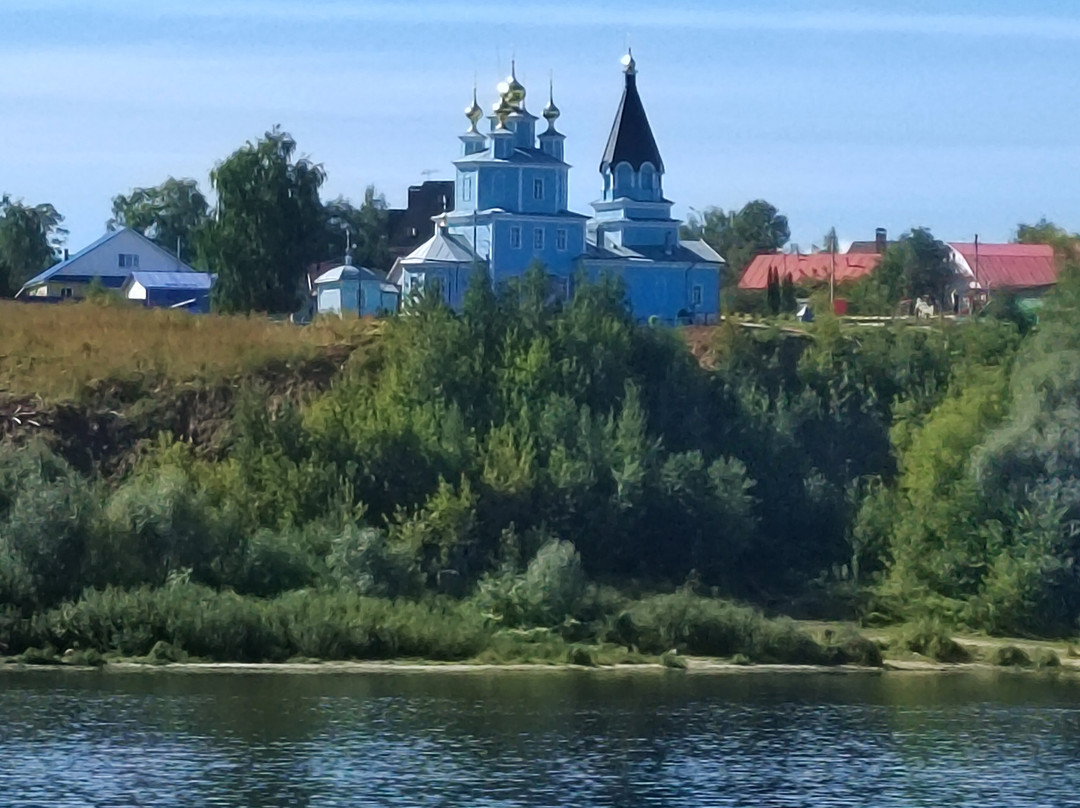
top-left (0, 581), bottom-right (852, 666)
top-left (859, 266), bottom-right (1080, 637)
top-left (7, 261), bottom-right (1080, 659)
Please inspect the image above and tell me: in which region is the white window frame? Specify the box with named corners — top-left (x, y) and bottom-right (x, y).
top-left (463, 176), bottom-right (472, 201)
top-left (533, 178), bottom-right (544, 200)
top-left (533, 227), bottom-right (544, 250)
top-left (60, 287), bottom-right (74, 299)
top-left (118, 253), bottom-right (139, 269)
top-left (556, 228), bottom-right (567, 251)
top-left (692, 284), bottom-right (703, 306)
top-left (509, 225), bottom-right (522, 249)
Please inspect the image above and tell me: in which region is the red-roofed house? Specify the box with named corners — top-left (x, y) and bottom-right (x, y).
top-left (949, 243), bottom-right (1058, 294)
top-left (739, 252), bottom-right (883, 290)
top-left (739, 241), bottom-right (1061, 296)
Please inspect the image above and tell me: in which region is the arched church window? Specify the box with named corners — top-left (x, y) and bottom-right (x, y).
top-left (640, 163), bottom-right (655, 197)
top-left (615, 163), bottom-right (633, 194)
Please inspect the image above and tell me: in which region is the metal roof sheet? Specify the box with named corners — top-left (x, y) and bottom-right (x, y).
top-left (739, 252), bottom-right (882, 290)
top-left (314, 264), bottom-right (387, 284)
top-left (585, 237), bottom-right (723, 265)
top-left (950, 242), bottom-right (1059, 290)
top-left (400, 230), bottom-right (477, 265)
top-left (128, 271), bottom-right (213, 290)
top-left (455, 147), bottom-right (568, 166)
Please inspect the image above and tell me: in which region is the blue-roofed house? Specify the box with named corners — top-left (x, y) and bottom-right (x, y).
top-left (17, 227), bottom-right (207, 302)
top-left (390, 54), bottom-right (724, 323)
top-left (122, 272), bottom-right (214, 313)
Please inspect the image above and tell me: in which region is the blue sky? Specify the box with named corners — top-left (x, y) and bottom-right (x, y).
top-left (4, 0), bottom-right (1079, 251)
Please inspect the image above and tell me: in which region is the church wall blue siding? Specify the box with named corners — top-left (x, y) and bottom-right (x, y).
top-left (586, 263), bottom-right (720, 323)
top-left (476, 167), bottom-right (520, 211)
top-left (456, 168), bottom-right (478, 211)
top-left (490, 218), bottom-right (585, 277)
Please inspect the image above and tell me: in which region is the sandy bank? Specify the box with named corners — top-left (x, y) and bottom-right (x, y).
top-left (3, 656), bottom-right (1078, 676)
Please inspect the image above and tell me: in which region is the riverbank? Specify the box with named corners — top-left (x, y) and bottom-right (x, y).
top-left (3, 626), bottom-right (1076, 676)
top-left (2, 658), bottom-right (1075, 676)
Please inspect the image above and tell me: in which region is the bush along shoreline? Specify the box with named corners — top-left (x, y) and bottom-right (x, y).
top-left (0, 579), bottom-right (879, 669)
top-left (6, 263), bottom-right (1080, 666)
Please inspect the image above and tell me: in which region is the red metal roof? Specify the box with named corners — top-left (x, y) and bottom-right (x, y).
top-left (739, 252), bottom-right (881, 290)
top-left (950, 242), bottom-right (1059, 290)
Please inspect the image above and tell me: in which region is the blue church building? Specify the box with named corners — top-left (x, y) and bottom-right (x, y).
top-left (389, 54), bottom-right (723, 323)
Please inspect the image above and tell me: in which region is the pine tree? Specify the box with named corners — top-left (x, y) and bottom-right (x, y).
top-left (780, 273), bottom-right (797, 314)
top-left (766, 266), bottom-right (781, 315)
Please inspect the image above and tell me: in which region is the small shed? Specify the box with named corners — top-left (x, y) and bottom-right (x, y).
top-left (314, 260), bottom-right (398, 316)
top-left (123, 271), bottom-right (214, 313)
top-left (314, 264), bottom-right (361, 316)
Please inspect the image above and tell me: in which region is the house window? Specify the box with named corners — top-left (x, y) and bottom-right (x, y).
top-left (692, 284), bottom-right (703, 306)
top-left (60, 287), bottom-right (73, 299)
top-left (118, 253), bottom-right (139, 268)
top-left (556, 228), bottom-right (568, 251)
top-left (510, 225), bottom-right (522, 249)
top-left (533, 178), bottom-right (544, 199)
top-left (533, 228), bottom-right (544, 250)
top-left (549, 275), bottom-right (569, 302)
top-left (463, 177), bottom-right (472, 201)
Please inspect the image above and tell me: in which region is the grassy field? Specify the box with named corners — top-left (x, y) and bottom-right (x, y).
top-left (0, 301), bottom-right (381, 402)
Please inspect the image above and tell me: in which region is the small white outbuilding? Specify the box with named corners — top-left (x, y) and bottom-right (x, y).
top-left (314, 258), bottom-right (398, 317)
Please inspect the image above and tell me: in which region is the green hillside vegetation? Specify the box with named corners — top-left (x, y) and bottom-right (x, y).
top-left (4, 262), bottom-right (1080, 665)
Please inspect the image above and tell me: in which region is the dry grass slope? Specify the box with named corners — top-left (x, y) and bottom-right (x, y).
top-left (0, 301), bottom-right (381, 402)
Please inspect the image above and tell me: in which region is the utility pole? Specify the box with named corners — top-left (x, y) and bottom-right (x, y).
top-left (974, 234), bottom-right (980, 313)
top-left (829, 226), bottom-right (837, 307)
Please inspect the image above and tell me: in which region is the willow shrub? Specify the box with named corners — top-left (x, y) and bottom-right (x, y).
top-left (616, 589), bottom-right (828, 664)
top-left (0, 441), bottom-right (98, 608)
top-left (19, 583), bottom-right (491, 662)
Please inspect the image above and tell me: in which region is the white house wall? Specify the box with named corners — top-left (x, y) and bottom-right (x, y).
top-left (55, 229), bottom-right (189, 281)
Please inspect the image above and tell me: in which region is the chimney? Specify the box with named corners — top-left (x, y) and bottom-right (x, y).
top-left (875, 228), bottom-right (887, 254)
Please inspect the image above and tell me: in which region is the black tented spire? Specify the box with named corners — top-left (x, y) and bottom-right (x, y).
top-left (600, 52), bottom-right (664, 174)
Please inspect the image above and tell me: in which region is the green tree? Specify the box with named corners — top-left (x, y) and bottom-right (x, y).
top-left (847, 228), bottom-right (953, 315)
top-left (683, 200), bottom-right (790, 275)
top-left (766, 266), bottom-right (781, 315)
top-left (322, 186), bottom-right (391, 270)
top-left (108, 177), bottom-right (209, 264)
top-left (202, 127), bottom-right (326, 314)
top-left (780, 273), bottom-right (797, 314)
top-left (0, 196), bottom-right (67, 296)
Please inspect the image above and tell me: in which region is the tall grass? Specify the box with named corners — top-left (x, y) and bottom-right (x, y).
top-left (8, 584), bottom-right (491, 662)
top-left (0, 301), bottom-right (380, 401)
top-left (0, 583), bottom-right (881, 667)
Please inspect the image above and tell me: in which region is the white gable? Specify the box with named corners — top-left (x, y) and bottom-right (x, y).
top-left (21, 228), bottom-right (197, 292)
top-left (64, 229), bottom-right (191, 278)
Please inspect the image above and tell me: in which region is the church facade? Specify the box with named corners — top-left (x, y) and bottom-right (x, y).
top-left (390, 54), bottom-right (723, 323)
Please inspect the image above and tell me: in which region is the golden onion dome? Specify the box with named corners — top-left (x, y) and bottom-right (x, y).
top-left (502, 60), bottom-right (526, 109)
top-left (543, 79), bottom-right (560, 123)
top-left (465, 91), bottom-right (483, 128)
top-left (492, 94), bottom-right (513, 126)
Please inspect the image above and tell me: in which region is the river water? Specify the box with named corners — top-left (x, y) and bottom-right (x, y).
top-left (2, 668), bottom-right (1080, 807)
